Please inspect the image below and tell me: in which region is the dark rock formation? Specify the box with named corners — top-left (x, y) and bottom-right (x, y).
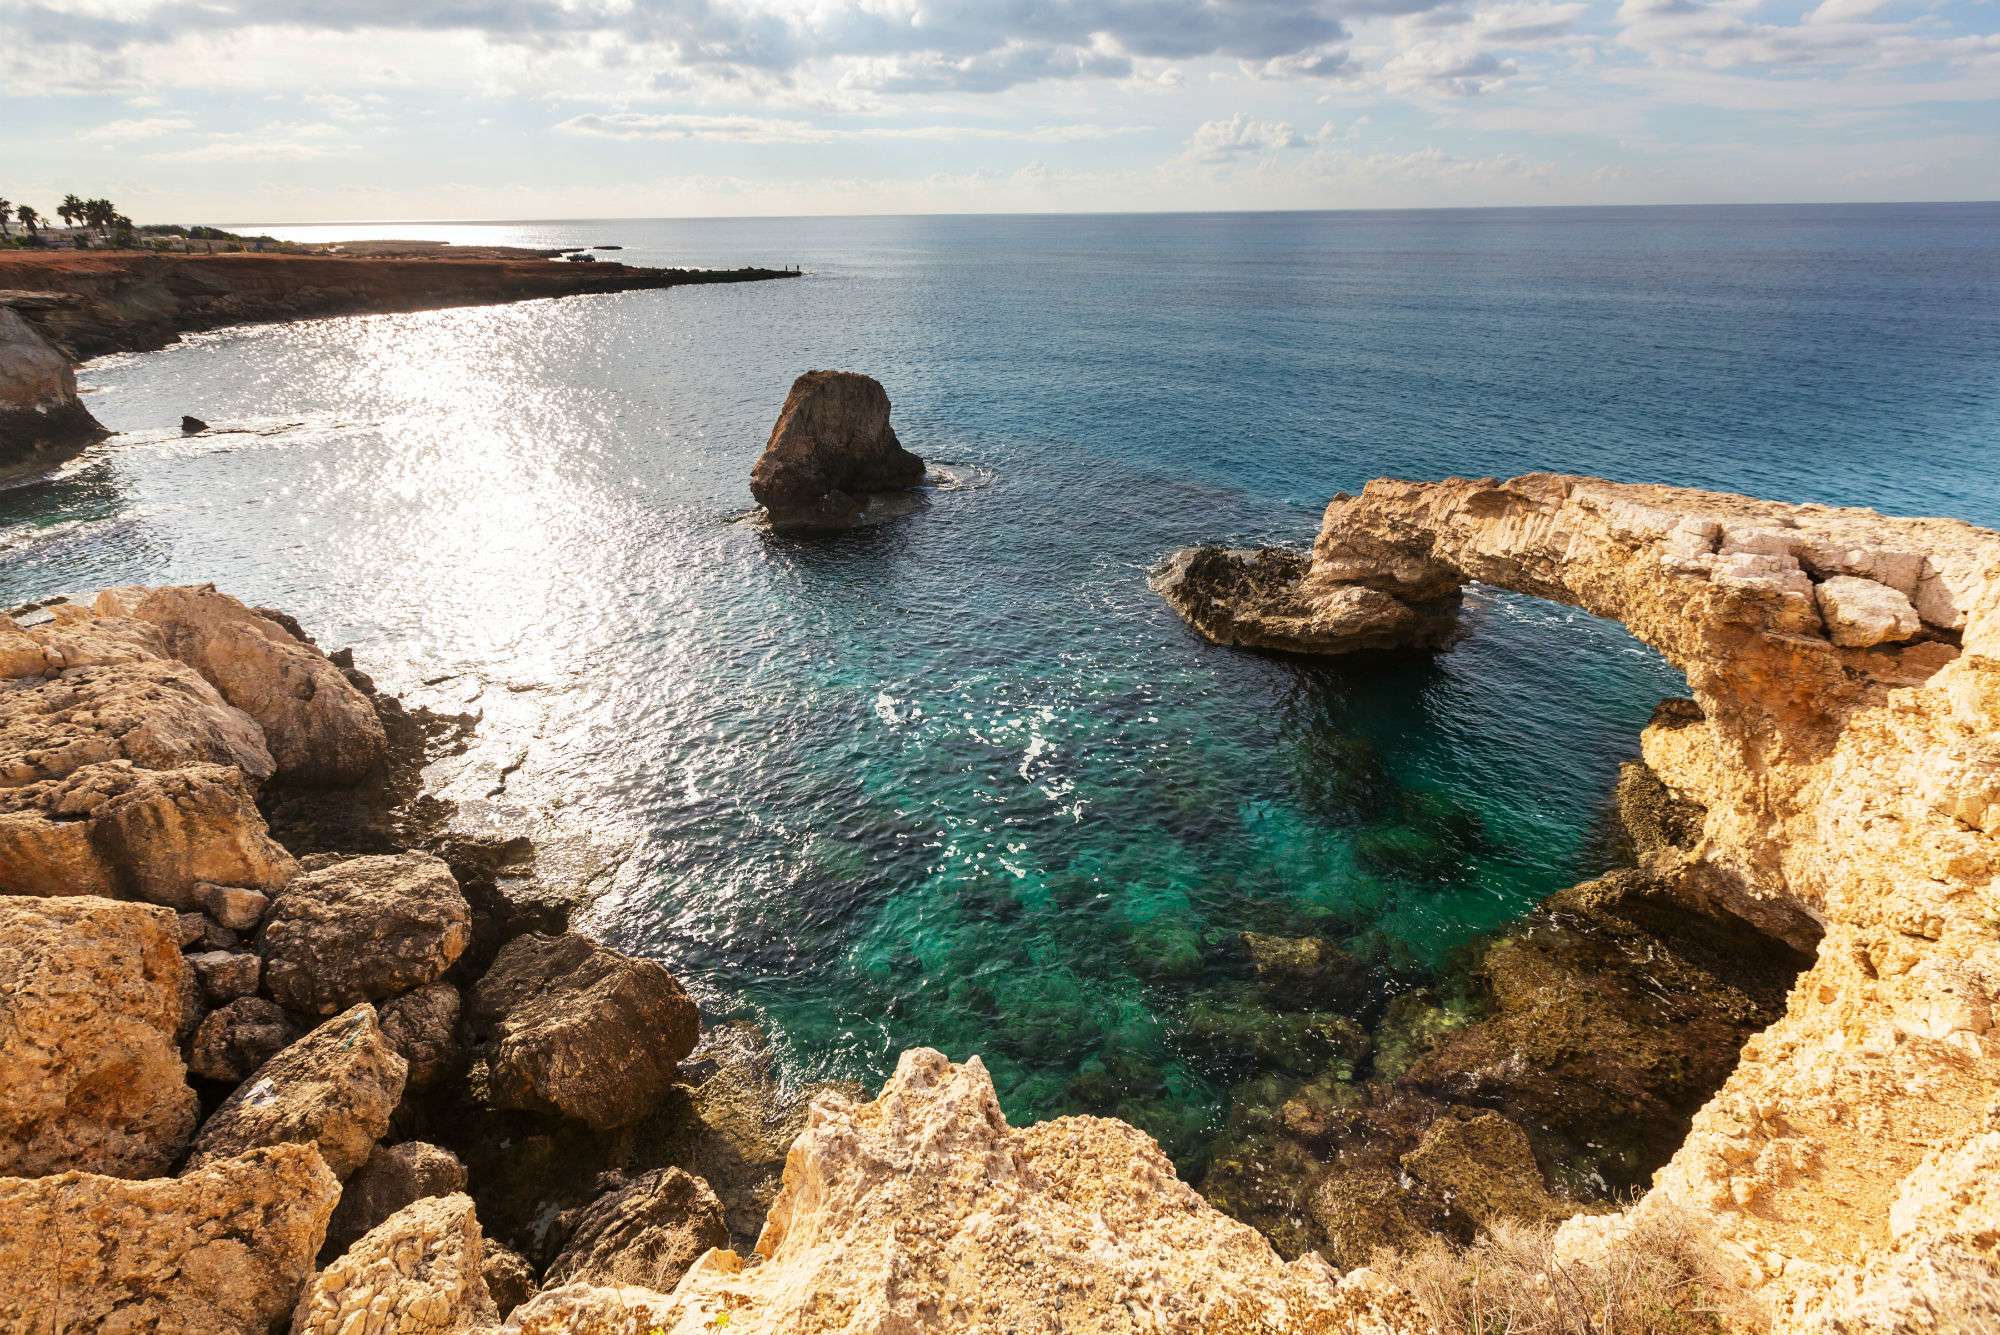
top-left (1152, 546), bottom-right (1460, 654)
top-left (189, 997), bottom-right (301, 1083)
top-left (180, 415), bottom-right (207, 434)
top-left (0, 303), bottom-right (106, 467)
top-left (544, 1167), bottom-right (729, 1291)
top-left (257, 851), bottom-right (471, 1016)
top-left (322, 1140), bottom-right (469, 1258)
top-left (750, 370), bottom-right (926, 530)
top-left (378, 981), bottom-right (463, 1090)
top-left (466, 932), bottom-right (699, 1131)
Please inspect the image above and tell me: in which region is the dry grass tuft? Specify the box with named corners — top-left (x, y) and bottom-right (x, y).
top-left (1368, 1205), bottom-right (1764, 1335)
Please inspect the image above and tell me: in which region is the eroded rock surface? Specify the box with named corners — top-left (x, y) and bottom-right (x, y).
top-left (293, 1192), bottom-right (496, 1335)
top-left (544, 1166), bottom-right (728, 1291)
top-left (1153, 545), bottom-right (1458, 654)
top-left (508, 1048), bottom-right (1416, 1335)
top-left (0, 1142), bottom-right (338, 1335)
top-left (749, 370), bottom-right (925, 530)
top-left (0, 895), bottom-right (197, 1177)
top-left (0, 302), bottom-right (106, 465)
top-left (325, 1140), bottom-right (471, 1259)
top-left (260, 851), bottom-right (471, 1016)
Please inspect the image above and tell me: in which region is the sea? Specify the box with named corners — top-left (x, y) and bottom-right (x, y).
top-left (5, 204), bottom-right (1997, 1170)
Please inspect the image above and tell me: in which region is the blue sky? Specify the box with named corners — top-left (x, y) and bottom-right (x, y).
top-left (2, 0), bottom-right (1995, 220)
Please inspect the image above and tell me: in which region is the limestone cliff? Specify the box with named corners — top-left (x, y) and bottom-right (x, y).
top-left (1164, 472), bottom-right (2000, 1330)
top-left (0, 302), bottom-right (105, 466)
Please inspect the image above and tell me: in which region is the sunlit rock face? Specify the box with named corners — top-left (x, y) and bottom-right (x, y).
top-left (1215, 473), bottom-right (2000, 1331)
top-left (749, 371), bottom-right (926, 530)
top-left (0, 304), bottom-right (105, 465)
top-left (509, 1048), bottom-right (1418, 1335)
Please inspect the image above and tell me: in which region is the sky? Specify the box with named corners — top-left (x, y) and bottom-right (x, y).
top-left (1, 0), bottom-right (1996, 221)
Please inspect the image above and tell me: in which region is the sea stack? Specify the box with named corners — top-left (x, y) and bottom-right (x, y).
top-left (750, 371), bottom-right (925, 530)
top-left (0, 304), bottom-right (107, 467)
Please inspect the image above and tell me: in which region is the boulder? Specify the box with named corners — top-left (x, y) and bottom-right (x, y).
top-left (380, 980), bottom-right (464, 1090)
top-left (1400, 1109), bottom-right (1568, 1230)
top-left (0, 657), bottom-right (273, 786)
top-left (1154, 545), bottom-right (1463, 655)
top-left (1240, 931), bottom-right (1375, 1011)
top-left (186, 1002), bottom-right (406, 1180)
top-left (748, 370), bottom-right (925, 529)
top-left (0, 611), bottom-right (167, 680)
top-left (467, 932), bottom-right (698, 1131)
top-left (292, 1193), bottom-right (496, 1335)
top-left (482, 1241), bottom-right (539, 1318)
top-left (181, 414), bottom-right (208, 433)
top-left (0, 760), bottom-right (297, 904)
top-left (190, 997), bottom-right (302, 1083)
top-left (0, 1143), bottom-right (338, 1335)
top-left (1815, 574), bottom-right (1922, 648)
top-left (95, 584), bottom-right (388, 784)
top-left (259, 852), bottom-right (471, 1016)
top-left (325, 1140), bottom-right (470, 1258)
top-left (0, 304), bottom-right (106, 464)
top-left (188, 948), bottom-right (261, 1003)
top-left (203, 882), bottom-right (269, 930)
top-left (0, 895), bottom-right (197, 1177)
top-left (545, 1167), bottom-right (728, 1291)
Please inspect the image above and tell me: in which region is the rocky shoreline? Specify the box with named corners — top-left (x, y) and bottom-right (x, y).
top-left (0, 251), bottom-right (796, 470)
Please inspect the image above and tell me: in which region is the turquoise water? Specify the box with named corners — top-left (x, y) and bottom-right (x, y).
top-left (4, 206), bottom-right (1998, 1168)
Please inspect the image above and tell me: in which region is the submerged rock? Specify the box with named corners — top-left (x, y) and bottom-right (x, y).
top-left (0, 896), bottom-right (197, 1178)
top-left (1153, 545), bottom-right (1459, 654)
top-left (749, 370), bottom-right (925, 530)
top-left (0, 1143), bottom-right (337, 1335)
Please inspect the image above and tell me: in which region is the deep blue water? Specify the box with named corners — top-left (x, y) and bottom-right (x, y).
top-left (4, 205), bottom-right (1997, 1166)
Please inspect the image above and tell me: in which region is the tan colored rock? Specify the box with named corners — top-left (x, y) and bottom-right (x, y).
top-left (293, 1192), bottom-right (496, 1335)
top-left (1815, 573), bottom-right (1922, 648)
top-left (204, 881), bottom-right (270, 929)
top-left (1152, 545), bottom-right (1458, 654)
top-left (1400, 1110), bottom-right (1567, 1230)
top-left (0, 895), bottom-right (197, 1177)
top-left (189, 947), bottom-right (262, 1003)
top-left (749, 370), bottom-right (926, 530)
top-left (0, 1142), bottom-right (338, 1335)
top-left (0, 760), bottom-right (296, 904)
top-left (0, 304), bottom-right (106, 462)
top-left (186, 1002), bottom-right (407, 1179)
top-left (0, 657), bottom-right (273, 787)
top-left (508, 1048), bottom-right (1413, 1335)
top-left (326, 1140), bottom-right (471, 1258)
top-left (260, 852), bottom-right (471, 1016)
top-left (96, 584), bottom-right (387, 785)
top-left (1182, 472), bottom-right (2000, 1332)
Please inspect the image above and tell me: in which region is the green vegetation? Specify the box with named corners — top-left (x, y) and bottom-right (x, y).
top-left (0, 193), bottom-right (271, 250)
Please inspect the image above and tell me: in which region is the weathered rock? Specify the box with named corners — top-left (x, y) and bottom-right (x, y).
top-left (380, 981), bottom-right (464, 1090)
top-left (482, 1240), bottom-right (538, 1318)
top-left (0, 760), bottom-right (296, 903)
top-left (0, 656), bottom-right (273, 786)
top-left (293, 1193), bottom-right (496, 1335)
top-left (1153, 545), bottom-right (1459, 654)
top-left (748, 370), bottom-right (925, 529)
top-left (1815, 573), bottom-right (1922, 648)
top-left (0, 895), bottom-right (197, 1177)
top-left (1308, 1165), bottom-right (1433, 1271)
top-left (0, 1142), bottom-right (338, 1335)
top-left (96, 584), bottom-right (388, 784)
top-left (203, 881), bottom-right (269, 930)
top-left (190, 996), bottom-right (302, 1083)
top-left (545, 1167), bottom-right (728, 1291)
top-left (0, 304), bottom-right (106, 465)
top-left (186, 1002), bottom-right (406, 1179)
top-left (259, 852), bottom-right (471, 1015)
top-left (325, 1140), bottom-right (470, 1258)
top-left (1400, 1109), bottom-right (1567, 1231)
top-left (466, 932), bottom-right (698, 1131)
top-left (189, 947), bottom-right (262, 1003)
top-left (508, 1048), bottom-right (1413, 1335)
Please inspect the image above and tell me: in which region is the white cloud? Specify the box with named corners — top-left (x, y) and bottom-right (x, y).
top-left (81, 115), bottom-right (196, 144)
top-left (1181, 112), bottom-right (1310, 161)
top-left (147, 123), bottom-right (357, 163)
top-left (553, 112), bottom-right (1151, 144)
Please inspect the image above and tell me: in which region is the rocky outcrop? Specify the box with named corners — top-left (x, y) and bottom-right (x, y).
top-left (97, 584), bottom-right (389, 784)
top-left (0, 301), bottom-right (105, 466)
top-left (466, 931), bottom-right (698, 1131)
top-left (259, 852), bottom-right (471, 1015)
top-left (1153, 546), bottom-right (1459, 654)
top-left (186, 1002), bottom-right (406, 1179)
top-left (292, 1193), bottom-right (496, 1335)
top-left (381, 981), bottom-right (464, 1090)
top-left (0, 655), bottom-right (273, 786)
top-left (1172, 472), bottom-right (2000, 1330)
top-left (544, 1166), bottom-right (728, 1291)
top-left (749, 370), bottom-right (926, 530)
top-left (0, 1142), bottom-right (338, 1335)
top-left (508, 1048), bottom-right (1416, 1335)
top-left (0, 895), bottom-right (196, 1177)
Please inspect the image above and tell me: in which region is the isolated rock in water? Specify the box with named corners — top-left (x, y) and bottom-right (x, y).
top-left (190, 996), bottom-right (302, 1083)
top-left (1153, 545), bottom-right (1460, 655)
top-left (0, 896), bottom-right (197, 1178)
top-left (293, 1193), bottom-right (496, 1335)
top-left (509, 1048), bottom-right (1414, 1335)
top-left (380, 980), bottom-right (464, 1090)
top-left (96, 584), bottom-right (388, 784)
top-left (186, 1002), bottom-right (406, 1179)
top-left (0, 760), bottom-right (298, 903)
top-left (324, 1140), bottom-right (470, 1258)
top-left (259, 851), bottom-right (472, 1016)
top-left (545, 1167), bottom-right (729, 1291)
top-left (467, 932), bottom-right (699, 1131)
top-left (0, 1143), bottom-right (338, 1335)
top-left (181, 414), bottom-right (207, 433)
top-left (1815, 573), bottom-right (1922, 648)
top-left (749, 370), bottom-right (925, 529)
top-left (0, 656), bottom-right (274, 786)
top-left (0, 304), bottom-right (106, 464)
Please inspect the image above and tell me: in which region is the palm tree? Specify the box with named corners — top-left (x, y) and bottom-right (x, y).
top-left (0, 197), bottom-right (11, 239)
top-left (16, 205), bottom-right (38, 237)
top-left (59, 194), bottom-right (82, 228)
